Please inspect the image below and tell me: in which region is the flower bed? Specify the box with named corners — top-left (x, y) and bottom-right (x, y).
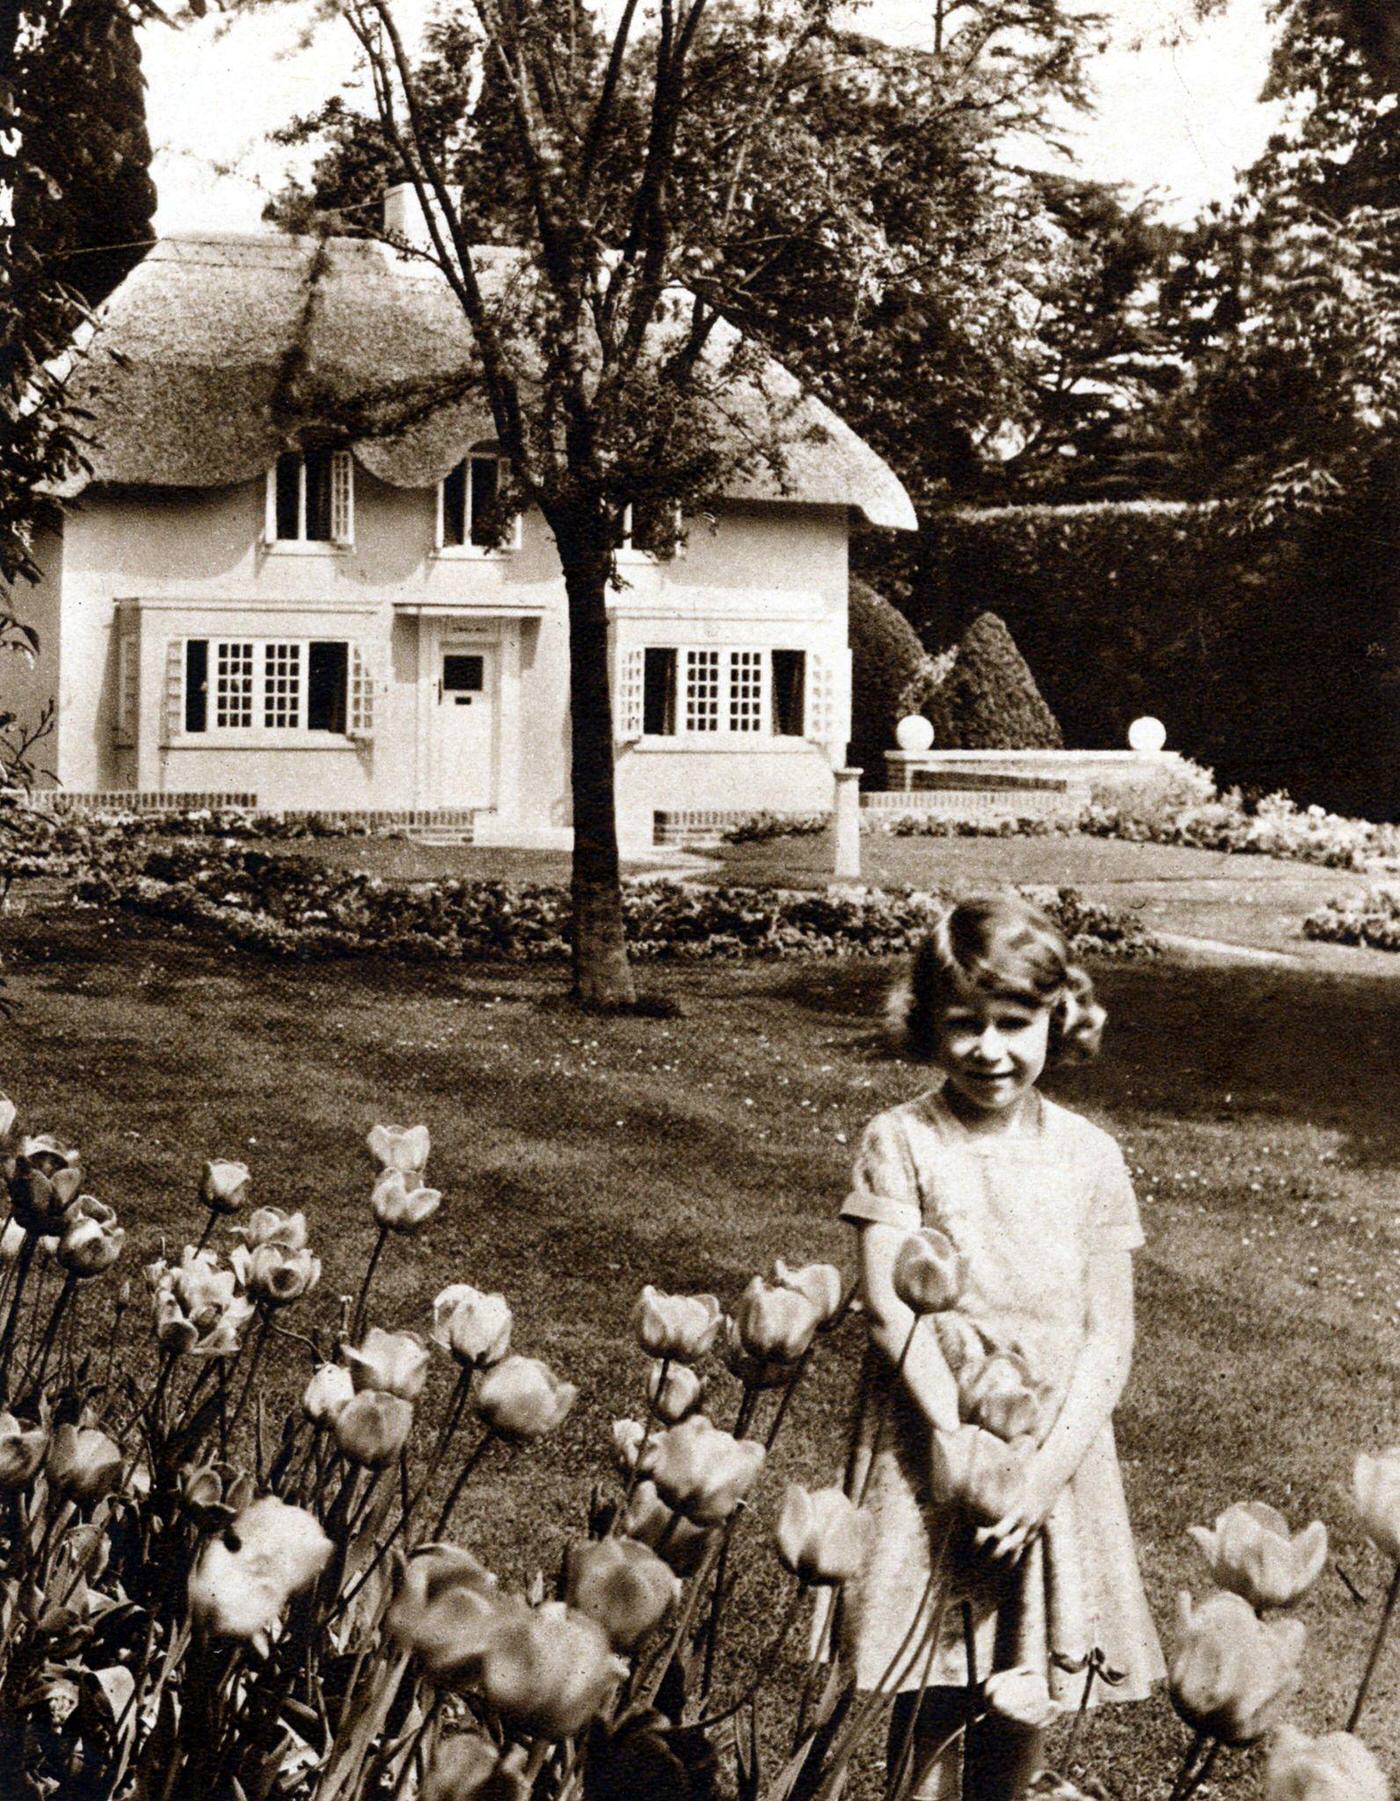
top-left (74, 840), bottom-right (1156, 962)
top-left (1303, 886), bottom-right (1400, 952)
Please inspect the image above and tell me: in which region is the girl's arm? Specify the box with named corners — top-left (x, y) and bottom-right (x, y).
top-left (858, 1219), bottom-right (962, 1434)
top-left (976, 1247), bottom-right (1135, 1564)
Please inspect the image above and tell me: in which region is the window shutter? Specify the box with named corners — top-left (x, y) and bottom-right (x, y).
top-left (264, 467), bottom-right (279, 544)
top-left (348, 643), bottom-right (378, 739)
top-left (330, 451), bottom-right (355, 545)
top-left (114, 632), bottom-right (138, 746)
top-left (617, 648), bottom-right (644, 741)
top-left (805, 650), bottom-right (837, 746)
top-left (163, 639), bottom-right (185, 744)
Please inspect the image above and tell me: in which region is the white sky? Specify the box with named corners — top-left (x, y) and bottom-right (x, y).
top-left (139, 0), bottom-right (1283, 234)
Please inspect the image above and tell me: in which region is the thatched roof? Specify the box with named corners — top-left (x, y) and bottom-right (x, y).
top-left (59, 233), bottom-right (915, 530)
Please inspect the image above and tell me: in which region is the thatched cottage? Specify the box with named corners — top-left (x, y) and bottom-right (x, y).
top-left (27, 212), bottom-right (914, 850)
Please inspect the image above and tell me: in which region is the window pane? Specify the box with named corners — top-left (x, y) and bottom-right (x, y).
top-left (185, 639), bottom-right (208, 733)
top-left (468, 456), bottom-right (503, 548)
top-left (263, 641), bottom-right (302, 729)
top-left (304, 449), bottom-right (335, 541)
top-left (215, 642), bottom-right (255, 729)
top-left (685, 649), bottom-right (720, 732)
top-left (643, 648), bottom-right (677, 735)
top-left (443, 654), bottom-right (485, 693)
top-left (729, 650), bottom-right (764, 732)
top-left (309, 641), bottom-right (348, 732)
top-left (274, 455), bottom-right (300, 541)
top-left (442, 461), bottom-right (467, 547)
top-left (772, 649), bottom-right (806, 735)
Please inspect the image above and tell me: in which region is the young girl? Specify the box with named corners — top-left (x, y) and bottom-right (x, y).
top-left (839, 893), bottom-right (1163, 1800)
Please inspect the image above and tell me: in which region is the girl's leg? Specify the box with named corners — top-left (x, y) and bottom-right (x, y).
top-left (886, 1686), bottom-right (968, 1801)
top-left (963, 1713), bottom-right (1047, 1801)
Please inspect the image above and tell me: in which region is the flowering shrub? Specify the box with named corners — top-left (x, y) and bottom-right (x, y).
top-left (1304, 886), bottom-right (1400, 952)
top-left (720, 811), bottom-right (830, 844)
top-left (73, 841), bottom-right (1157, 963)
top-left (0, 1092), bottom-right (1393, 1801)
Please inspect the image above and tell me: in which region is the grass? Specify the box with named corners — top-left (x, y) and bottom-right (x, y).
top-left (2, 893), bottom-right (1398, 1796)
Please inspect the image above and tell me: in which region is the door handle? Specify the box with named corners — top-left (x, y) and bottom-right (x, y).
top-left (437, 679), bottom-right (443, 703)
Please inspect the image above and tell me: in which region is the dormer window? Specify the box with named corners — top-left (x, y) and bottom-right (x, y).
top-left (620, 499), bottom-right (682, 561)
top-left (438, 445), bottom-right (521, 553)
top-left (266, 449), bottom-right (354, 547)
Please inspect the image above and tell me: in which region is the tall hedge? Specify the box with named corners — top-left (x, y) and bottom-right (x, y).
top-left (927, 612), bottom-right (1063, 749)
top-left (847, 578), bottom-right (926, 781)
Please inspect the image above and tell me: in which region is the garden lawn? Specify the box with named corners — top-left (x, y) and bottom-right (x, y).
top-left (2, 896), bottom-right (1398, 1797)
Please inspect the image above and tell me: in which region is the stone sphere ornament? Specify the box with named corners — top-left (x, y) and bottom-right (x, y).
top-left (1128, 716), bottom-right (1167, 753)
top-left (895, 714), bottom-right (935, 752)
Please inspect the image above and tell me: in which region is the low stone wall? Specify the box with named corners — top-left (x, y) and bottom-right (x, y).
top-left (883, 749), bottom-right (1189, 803)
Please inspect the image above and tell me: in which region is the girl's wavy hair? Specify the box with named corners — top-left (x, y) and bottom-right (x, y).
top-left (889, 893), bottom-right (1106, 1065)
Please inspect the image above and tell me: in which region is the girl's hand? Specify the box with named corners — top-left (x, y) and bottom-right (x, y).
top-left (973, 1466), bottom-right (1060, 1566)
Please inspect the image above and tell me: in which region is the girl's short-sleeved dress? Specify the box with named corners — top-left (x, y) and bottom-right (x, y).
top-left (834, 1085), bottom-right (1165, 1704)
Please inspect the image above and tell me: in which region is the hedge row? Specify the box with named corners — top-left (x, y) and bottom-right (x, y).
top-left (74, 842), bottom-right (1156, 962)
top-left (1303, 887), bottom-right (1400, 953)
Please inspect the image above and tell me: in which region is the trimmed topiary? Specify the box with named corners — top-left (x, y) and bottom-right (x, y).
top-left (847, 579), bottom-right (927, 780)
top-left (927, 611), bottom-right (1064, 750)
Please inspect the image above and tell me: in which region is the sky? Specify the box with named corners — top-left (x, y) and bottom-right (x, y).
top-left (138, 0), bottom-right (1284, 235)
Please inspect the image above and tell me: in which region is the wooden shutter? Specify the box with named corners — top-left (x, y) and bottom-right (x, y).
top-left (348, 643), bottom-right (378, 739)
top-left (163, 639), bottom-right (185, 744)
top-left (330, 451), bottom-right (355, 545)
top-left (114, 631), bottom-right (138, 746)
top-left (616, 647), bottom-right (644, 741)
top-left (805, 649), bottom-right (837, 746)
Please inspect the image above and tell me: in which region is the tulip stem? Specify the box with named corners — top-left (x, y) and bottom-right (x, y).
top-left (192, 1210), bottom-right (218, 1255)
top-left (762, 1345), bottom-right (813, 1453)
top-left (431, 1428), bottom-right (496, 1540)
top-left (1347, 1559), bottom-right (1400, 1733)
top-left (689, 1583), bottom-right (804, 1729)
top-left (1164, 1730), bottom-right (1209, 1801)
top-left (22, 1269), bottom-right (76, 1401)
top-left (0, 1233), bottom-right (37, 1403)
top-left (1059, 1660), bottom-right (1097, 1771)
top-left (349, 1224), bottom-right (390, 1343)
top-left (855, 1318), bottom-right (918, 1511)
top-left (223, 1311), bottom-right (273, 1450)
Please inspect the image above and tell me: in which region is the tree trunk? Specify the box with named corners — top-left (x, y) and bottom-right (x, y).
top-left (561, 545), bottom-right (637, 1007)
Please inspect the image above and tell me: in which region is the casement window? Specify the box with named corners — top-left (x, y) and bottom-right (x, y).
top-left (619, 500), bottom-right (682, 561)
top-left (438, 446), bottom-right (521, 552)
top-left (176, 638), bottom-right (376, 739)
top-left (266, 449), bottom-right (354, 546)
top-left (620, 647), bottom-right (820, 740)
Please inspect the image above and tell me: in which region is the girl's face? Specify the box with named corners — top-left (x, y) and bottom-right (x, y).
top-left (934, 988), bottom-right (1051, 1116)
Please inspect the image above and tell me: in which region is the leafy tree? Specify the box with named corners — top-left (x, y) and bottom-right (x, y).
top-left (847, 579), bottom-right (927, 782)
top-left (926, 610), bottom-right (1063, 749)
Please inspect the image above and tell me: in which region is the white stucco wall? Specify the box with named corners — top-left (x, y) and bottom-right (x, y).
top-left (49, 475), bottom-right (853, 832)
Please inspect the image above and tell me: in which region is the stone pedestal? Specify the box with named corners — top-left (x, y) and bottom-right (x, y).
top-left (833, 766), bottom-right (862, 881)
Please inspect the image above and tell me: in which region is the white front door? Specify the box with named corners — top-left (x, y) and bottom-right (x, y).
top-left (434, 640), bottom-right (497, 808)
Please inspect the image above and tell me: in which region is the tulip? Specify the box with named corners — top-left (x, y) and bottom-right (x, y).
top-left (731, 1277), bottom-right (822, 1367)
top-left (371, 1168), bottom-right (442, 1235)
top-left (611, 1418), bottom-right (662, 1475)
top-left (645, 1414), bottom-right (766, 1526)
top-left (8, 1156), bottom-right (83, 1236)
top-left (983, 1666), bottom-right (1060, 1730)
top-left (1187, 1501), bottom-right (1329, 1611)
top-left (0, 1095), bottom-right (16, 1141)
top-left (231, 1207), bottom-right (307, 1252)
top-left (772, 1259), bottom-right (845, 1325)
top-left (367, 1122), bottom-right (430, 1180)
top-left (432, 1284), bottom-right (513, 1367)
top-left (17, 1133), bottom-right (79, 1176)
top-left (892, 1228), bottom-right (964, 1314)
top-left (1168, 1590), bottom-right (1306, 1746)
top-left (476, 1355), bottom-right (577, 1444)
top-left (48, 1424), bottom-right (123, 1501)
top-left (623, 1480), bottom-right (712, 1577)
top-left (480, 1602), bottom-right (626, 1740)
top-left (0, 1219), bottom-right (27, 1262)
top-left (188, 1495), bottom-right (332, 1641)
top-left (959, 1352), bottom-right (1049, 1444)
top-left (566, 1535), bottom-right (680, 1650)
top-left (199, 1159), bottom-right (251, 1214)
top-left (57, 1212), bottom-right (125, 1278)
top-left (343, 1327), bottom-right (431, 1401)
top-left (423, 1736), bottom-right (528, 1801)
top-left (387, 1544), bottom-right (511, 1681)
top-left (1264, 1726), bottom-right (1390, 1801)
top-left (633, 1285), bottom-right (722, 1360)
top-left (149, 1248), bottom-right (255, 1357)
top-left (0, 1412), bottom-right (48, 1489)
top-left (1353, 1448), bottom-right (1400, 1562)
top-left (334, 1390), bottom-right (415, 1468)
top-left (646, 1359), bottom-right (703, 1423)
top-left (234, 1242), bottom-right (322, 1307)
top-left (930, 1425), bottom-right (1036, 1526)
top-left (302, 1362), bottom-right (355, 1426)
top-left (178, 1460), bottom-right (254, 1531)
top-left (776, 1483), bottom-right (873, 1586)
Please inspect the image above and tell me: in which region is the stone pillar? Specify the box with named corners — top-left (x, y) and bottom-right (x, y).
top-left (833, 766), bottom-right (862, 881)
